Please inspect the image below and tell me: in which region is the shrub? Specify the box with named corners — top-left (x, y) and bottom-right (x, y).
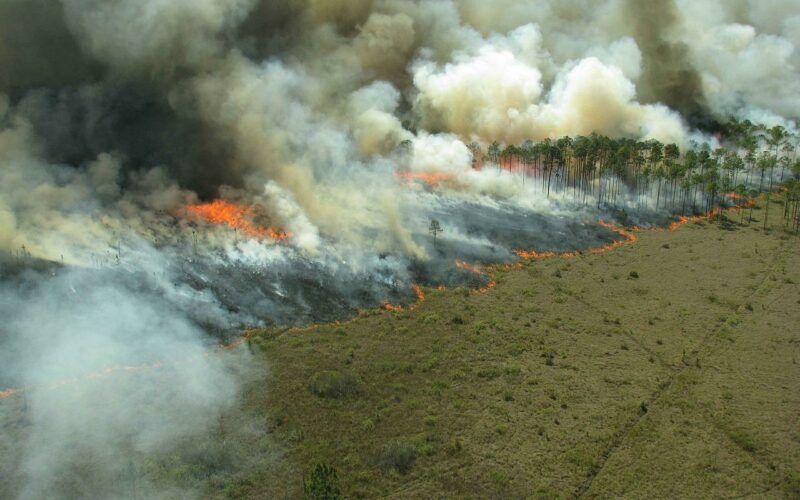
top-left (303, 464), bottom-right (341, 500)
top-left (309, 371), bottom-right (364, 399)
top-left (784, 473), bottom-right (800, 498)
top-left (379, 441), bottom-right (417, 475)
top-left (423, 415), bottom-right (438, 427)
top-left (629, 271), bottom-right (640, 279)
top-left (729, 429), bottom-right (757, 453)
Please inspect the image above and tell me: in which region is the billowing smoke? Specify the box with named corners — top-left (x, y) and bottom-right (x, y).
top-left (0, 265), bottom-right (250, 498)
top-left (1, 0), bottom-right (798, 496)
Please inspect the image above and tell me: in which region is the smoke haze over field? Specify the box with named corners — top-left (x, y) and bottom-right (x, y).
top-left (0, 0), bottom-right (799, 497)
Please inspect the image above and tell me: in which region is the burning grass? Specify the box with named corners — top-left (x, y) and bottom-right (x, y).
top-left (394, 171), bottom-right (456, 187)
top-left (2, 197), bottom-right (796, 498)
top-left (383, 284), bottom-right (426, 312)
top-left (185, 199), bottom-right (291, 241)
top-left (0, 198), bottom-right (758, 406)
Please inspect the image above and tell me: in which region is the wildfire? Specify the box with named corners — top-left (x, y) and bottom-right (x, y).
top-left (668, 210), bottom-right (725, 231)
top-left (513, 221), bottom-right (637, 260)
top-left (592, 221), bottom-right (639, 252)
top-left (455, 260), bottom-right (497, 294)
top-left (383, 284), bottom-right (426, 311)
top-left (724, 191), bottom-right (756, 207)
top-left (394, 171), bottom-right (456, 187)
top-left (455, 259), bottom-right (483, 275)
top-left (185, 200), bottom-right (291, 241)
top-left (515, 249), bottom-right (558, 259)
top-left (667, 193), bottom-right (755, 230)
top-left (0, 334), bottom-right (258, 403)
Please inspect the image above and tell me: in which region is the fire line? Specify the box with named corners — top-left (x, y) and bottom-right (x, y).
top-left (185, 200), bottom-right (291, 241)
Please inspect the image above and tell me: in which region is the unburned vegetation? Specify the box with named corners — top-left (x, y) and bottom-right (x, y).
top-left (236, 198), bottom-right (800, 498)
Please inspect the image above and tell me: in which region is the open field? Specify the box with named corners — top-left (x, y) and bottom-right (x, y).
top-left (238, 199), bottom-right (800, 499)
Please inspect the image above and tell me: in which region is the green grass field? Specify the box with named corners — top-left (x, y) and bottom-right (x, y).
top-left (237, 199), bottom-right (800, 499)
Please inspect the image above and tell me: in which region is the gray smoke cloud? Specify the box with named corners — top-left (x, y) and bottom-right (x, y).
top-left (0, 266), bottom-right (247, 498)
top-left (1, 0), bottom-right (799, 497)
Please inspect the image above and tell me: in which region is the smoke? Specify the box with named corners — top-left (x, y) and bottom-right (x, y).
top-left (411, 38), bottom-right (687, 145)
top-left (1, 0), bottom-right (799, 496)
top-left (0, 267), bottom-right (247, 498)
top-left (623, 0), bottom-right (706, 117)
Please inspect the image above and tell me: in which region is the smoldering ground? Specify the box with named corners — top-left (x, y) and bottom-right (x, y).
top-left (1, 0), bottom-right (799, 497)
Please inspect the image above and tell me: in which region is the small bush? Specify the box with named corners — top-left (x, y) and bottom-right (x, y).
top-left (629, 271), bottom-right (640, 279)
top-left (784, 473), bottom-right (800, 498)
top-left (310, 371), bottom-right (364, 399)
top-left (477, 368), bottom-right (501, 380)
top-left (446, 437), bottom-right (463, 454)
top-left (303, 464), bottom-right (342, 500)
top-left (729, 429), bottom-right (757, 453)
top-left (379, 441), bottom-right (417, 475)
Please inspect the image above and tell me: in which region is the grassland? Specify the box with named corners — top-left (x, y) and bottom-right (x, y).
top-left (235, 198), bottom-right (800, 499)
top-left (1, 199), bottom-right (797, 499)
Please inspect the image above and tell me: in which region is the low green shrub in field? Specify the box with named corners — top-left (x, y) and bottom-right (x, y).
top-left (309, 371), bottom-right (364, 399)
top-left (303, 464), bottom-right (341, 499)
top-left (379, 441), bottom-right (417, 475)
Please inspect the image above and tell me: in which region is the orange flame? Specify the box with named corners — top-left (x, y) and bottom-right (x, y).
top-left (514, 222), bottom-right (637, 260)
top-left (668, 193), bottom-right (755, 230)
top-left (383, 284), bottom-right (426, 311)
top-left (455, 260), bottom-right (497, 294)
top-left (394, 171), bottom-right (456, 187)
top-left (455, 259), bottom-right (483, 275)
top-left (185, 200), bottom-right (291, 241)
top-left (724, 192), bottom-right (756, 207)
top-left (668, 211), bottom-right (723, 231)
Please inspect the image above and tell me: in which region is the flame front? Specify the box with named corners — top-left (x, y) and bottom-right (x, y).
top-left (394, 171), bottom-right (456, 187)
top-left (455, 260), bottom-right (497, 293)
top-left (383, 284), bottom-right (426, 311)
top-left (185, 200), bottom-right (291, 241)
top-left (515, 221), bottom-right (637, 259)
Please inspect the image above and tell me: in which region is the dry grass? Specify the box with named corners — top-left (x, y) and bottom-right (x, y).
top-left (241, 198), bottom-right (800, 498)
